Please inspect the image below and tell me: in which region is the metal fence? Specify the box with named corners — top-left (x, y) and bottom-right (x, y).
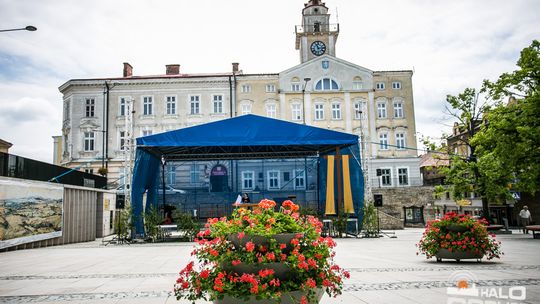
top-left (0, 152), bottom-right (106, 189)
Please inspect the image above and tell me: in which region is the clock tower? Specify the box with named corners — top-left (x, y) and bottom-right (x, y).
top-left (295, 0), bottom-right (339, 63)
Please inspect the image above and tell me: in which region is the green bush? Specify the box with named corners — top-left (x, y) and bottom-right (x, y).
top-left (362, 202), bottom-right (379, 238)
top-left (174, 211), bottom-right (199, 241)
top-left (143, 205), bottom-right (162, 241)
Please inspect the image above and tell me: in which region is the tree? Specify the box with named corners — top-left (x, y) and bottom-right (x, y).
top-left (474, 40), bottom-right (540, 196)
top-left (440, 88), bottom-right (492, 219)
top-left (439, 40), bottom-right (540, 221)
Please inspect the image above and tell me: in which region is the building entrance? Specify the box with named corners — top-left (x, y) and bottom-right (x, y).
top-left (210, 164), bottom-right (228, 192)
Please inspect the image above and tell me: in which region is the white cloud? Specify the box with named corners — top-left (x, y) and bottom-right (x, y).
top-left (0, 0), bottom-right (539, 161)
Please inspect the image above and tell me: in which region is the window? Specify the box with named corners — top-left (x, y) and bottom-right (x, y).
top-left (166, 96), bottom-right (176, 115)
top-left (376, 82), bottom-right (385, 90)
top-left (379, 133), bottom-right (389, 150)
top-left (143, 96), bottom-right (153, 115)
top-left (331, 103), bottom-right (341, 119)
top-left (291, 83), bottom-right (301, 92)
top-left (394, 102), bottom-right (404, 118)
top-left (84, 169), bottom-right (94, 174)
top-left (266, 104), bottom-right (277, 118)
top-left (266, 84), bottom-right (276, 92)
top-left (267, 170), bottom-right (280, 189)
top-left (380, 168), bottom-right (392, 186)
top-left (398, 168), bottom-right (409, 185)
top-left (315, 78), bottom-right (339, 91)
top-left (85, 98), bottom-right (95, 117)
top-left (396, 133), bottom-right (406, 150)
top-left (190, 164), bottom-right (199, 184)
top-left (294, 169), bottom-right (305, 189)
top-left (353, 77), bottom-right (363, 90)
top-left (314, 104), bottom-right (324, 120)
top-left (213, 95), bottom-right (223, 114)
top-left (242, 171), bottom-right (254, 190)
top-left (354, 101), bottom-right (366, 119)
top-left (119, 131), bottom-right (126, 150)
top-left (292, 104), bottom-right (302, 121)
top-left (142, 129), bottom-right (153, 136)
top-left (392, 82), bottom-right (402, 89)
top-left (119, 97), bottom-right (126, 116)
top-left (445, 192), bottom-right (451, 200)
top-left (190, 95), bottom-right (200, 115)
top-left (167, 165), bottom-right (176, 185)
top-left (377, 103), bottom-right (387, 119)
top-left (241, 84), bottom-right (251, 93)
top-left (83, 132), bottom-right (95, 151)
top-left (241, 103), bottom-right (251, 115)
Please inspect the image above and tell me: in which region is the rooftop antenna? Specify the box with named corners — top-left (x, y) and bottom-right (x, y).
top-left (335, 6), bottom-right (339, 23)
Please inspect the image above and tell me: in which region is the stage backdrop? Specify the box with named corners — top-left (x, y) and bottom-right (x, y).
top-left (0, 178), bottom-right (63, 249)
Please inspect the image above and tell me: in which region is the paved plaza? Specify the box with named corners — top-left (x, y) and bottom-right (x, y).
top-left (1, 229), bottom-right (539, 304)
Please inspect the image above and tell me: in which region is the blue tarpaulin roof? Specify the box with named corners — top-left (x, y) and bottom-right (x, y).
top-left (136, 114), bottom-right (359, 160)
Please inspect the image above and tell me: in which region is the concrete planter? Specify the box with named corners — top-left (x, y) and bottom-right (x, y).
top-left (227, 233), bottom-right (302, 253)
top-left (227, 234), bottom-right (269, 248)
top-left (446, 224), bottom-right (469, 233)
top-left (220, 262), bottom-right (292, 280)
top-left (214, 287), bottom-right (324, 304)
top-left (436, 248), bottom-right (483, 262)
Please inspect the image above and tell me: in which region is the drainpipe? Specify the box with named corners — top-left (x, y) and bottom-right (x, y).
top-left (228, 76), bottom-right (233, 118)
top-left (104, 81), bottom-right (110, 175)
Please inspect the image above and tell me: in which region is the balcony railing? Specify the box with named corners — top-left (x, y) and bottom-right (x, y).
top-left (295, 23), bottom-right (339, 34)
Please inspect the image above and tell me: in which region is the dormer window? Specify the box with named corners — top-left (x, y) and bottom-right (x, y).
top-left (315, 78), bottom-right (339, 91)
top-left (353, 76), bottom-right (363, 90)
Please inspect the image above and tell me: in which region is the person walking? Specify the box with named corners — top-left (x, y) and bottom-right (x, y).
top-left (519, 205), bottom-right (531, 234)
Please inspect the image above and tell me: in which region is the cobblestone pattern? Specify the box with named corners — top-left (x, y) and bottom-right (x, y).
top-left (343, 278), bottom-right (540, 291)
top-left (346, 265), bottom-right (540, 273)
top-left (1, 279), bottom-right (539, 303)
top-left (1, 265), bottom-right (538, 281)
top-left (0, 291), bottom-right (174, 304)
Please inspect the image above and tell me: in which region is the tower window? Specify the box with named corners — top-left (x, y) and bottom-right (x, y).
top-left (314, 22), bottom-right (320, 32)
top-left (315, 78), bottom-right (339, 91)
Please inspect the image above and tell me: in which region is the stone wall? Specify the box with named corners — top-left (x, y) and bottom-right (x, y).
top-left (372, 186), bottom-right (436, 229)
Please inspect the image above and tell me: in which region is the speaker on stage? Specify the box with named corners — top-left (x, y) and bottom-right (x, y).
top-left (116, 194), bottom-right (125, 209)
top-left (373, 194), bottom-right (383, 207)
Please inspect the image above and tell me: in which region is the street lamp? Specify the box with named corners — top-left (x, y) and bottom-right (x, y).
top-left (161, 155), bottom-right (167, 217)
top-left (302, 77), bottom-right (311, 125)
top-left (0, 26), bottom-right (37, 33)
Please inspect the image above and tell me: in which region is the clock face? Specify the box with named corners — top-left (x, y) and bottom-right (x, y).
top-left (310, 41), bottom-right (326, 56)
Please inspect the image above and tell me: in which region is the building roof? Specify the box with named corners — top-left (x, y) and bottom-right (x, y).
top-left (0, 139), bottom-right (13, 148)
top-left (419, 152), bottom-right (449, 168)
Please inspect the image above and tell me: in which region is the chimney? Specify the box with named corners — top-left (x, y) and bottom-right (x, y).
top-left (166, 64), bottom-right (180, 75)
top-left (123, 62), bottom-right (133, 77)
top-left (232, 62), bottom-right (239, 73)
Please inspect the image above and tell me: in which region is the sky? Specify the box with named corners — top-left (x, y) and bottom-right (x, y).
top-left (0, 0), bottom-right (539, 163)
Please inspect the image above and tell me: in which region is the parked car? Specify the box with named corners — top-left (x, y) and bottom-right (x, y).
top-left (115, 184), bottom-right (186, 195)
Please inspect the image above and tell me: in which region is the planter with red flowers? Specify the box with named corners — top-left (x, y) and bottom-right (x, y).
top-left (417, 212), bottom-right (503, 262)
top-left (174, 199), bottom-right (349, 303)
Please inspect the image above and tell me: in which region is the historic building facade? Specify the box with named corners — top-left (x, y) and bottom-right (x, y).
top-left (57, 0), bottom-right (421, 208)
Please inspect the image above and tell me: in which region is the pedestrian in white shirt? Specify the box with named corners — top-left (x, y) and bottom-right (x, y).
top-left (519, 206), bottom-right (531, 234)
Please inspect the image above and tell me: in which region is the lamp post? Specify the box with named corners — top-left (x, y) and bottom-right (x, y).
top-left (302, 77), bottom-right (311, 125)
top-left (0, 26), bottom-right (37, 32)
top-left (161, 155), bottom-right (166, 218)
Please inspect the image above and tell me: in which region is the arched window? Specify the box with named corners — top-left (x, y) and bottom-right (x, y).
top-left (315, 78), bottom-right (339, 91)
top-left (353, 76), bottom-right (363, 90)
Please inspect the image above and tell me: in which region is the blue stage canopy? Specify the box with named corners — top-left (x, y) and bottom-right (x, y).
top-left (131, 115), bottom-right (360, 235)
top-left (136, 114), bottom-right (359, 160)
